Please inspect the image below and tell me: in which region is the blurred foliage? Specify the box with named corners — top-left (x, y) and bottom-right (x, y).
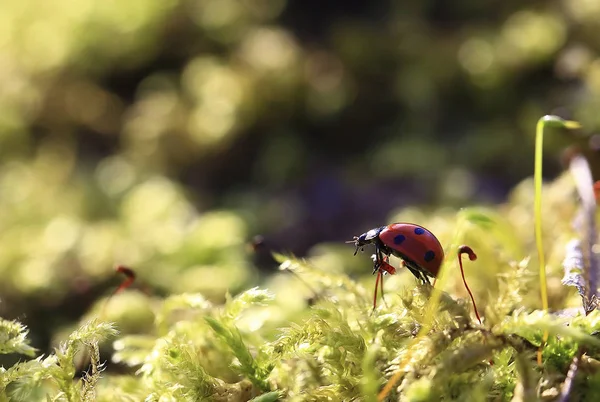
top-left (1, 0), bottom-right (600, 224)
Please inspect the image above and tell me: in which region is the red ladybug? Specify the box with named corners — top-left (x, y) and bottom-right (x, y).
top-left (349, 224), bottom-right (482, 325)
top-left (350, 223), bottom-right (445, 284)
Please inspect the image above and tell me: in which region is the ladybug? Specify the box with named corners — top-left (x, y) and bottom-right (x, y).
top-left (350, 223), bottom-right (445, 284)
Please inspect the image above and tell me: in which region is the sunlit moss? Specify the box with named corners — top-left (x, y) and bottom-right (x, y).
top-left (4, 206), bottom-right (600, 399)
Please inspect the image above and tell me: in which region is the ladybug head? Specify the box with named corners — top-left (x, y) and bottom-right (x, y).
top-left (346, 234), bottom-right (366, 255)
top-left (347, 228), bottom-right (380, 255)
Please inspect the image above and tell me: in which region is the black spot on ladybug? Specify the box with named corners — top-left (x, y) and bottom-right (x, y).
top-left (414, 227), bottom-right (425, 235)
top-left (393, 234), bottom-right (406, 245)
top-left (424, 250), bottom-right (435, 262)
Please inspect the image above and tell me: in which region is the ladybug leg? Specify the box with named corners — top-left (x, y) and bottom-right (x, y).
top-left (403, 262), bottom-right (432, 286)
top-left (420, 272), bottom-right (432, 285)
top-left (372, 245), bottom-right (386, 275)
top-left (404, 263), bottom-right (423, 282)
top-left (375, 244), bottom-right (385, 263)
top-left (370, 254), bottom-right (380, 275)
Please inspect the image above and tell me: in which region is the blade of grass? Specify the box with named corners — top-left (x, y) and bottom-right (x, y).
top-left (534, 115), bottom-right (581, 364)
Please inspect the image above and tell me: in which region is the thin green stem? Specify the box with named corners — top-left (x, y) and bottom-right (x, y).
top-left (534, 115), bottom-right (581, 364)
top-left (534, 117), bottom-right (549, 313)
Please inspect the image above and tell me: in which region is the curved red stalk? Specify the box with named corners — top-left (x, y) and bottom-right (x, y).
top-left (113, 265), bottom-right (136, 295)
top-left (101, 265), bottom-right (137, 318)
top-left (457, 245), bottom-right (482, 325)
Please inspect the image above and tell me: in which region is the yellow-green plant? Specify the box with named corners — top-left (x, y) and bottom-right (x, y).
top-left (533, 115), bottom-right (581, 364)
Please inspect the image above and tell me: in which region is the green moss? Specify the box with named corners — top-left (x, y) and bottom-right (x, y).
top-left (4, 166), bottom-right (600, 400)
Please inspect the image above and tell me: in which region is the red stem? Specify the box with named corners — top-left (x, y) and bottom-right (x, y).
top-left (101, 265), bottom-right (137, 318)
top-left (457, 246), bottom-right (482, 325)
top-left (113, 265), bottom-right (136, 295)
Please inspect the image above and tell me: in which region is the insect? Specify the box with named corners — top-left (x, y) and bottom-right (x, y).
top-left (349, 223), bottom-right (444, 284)
top-left (349, 223), bottom-right (482, 322)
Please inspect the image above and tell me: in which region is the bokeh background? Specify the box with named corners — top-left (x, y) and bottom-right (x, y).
top-left (1, 0), bottom-right (600, 357)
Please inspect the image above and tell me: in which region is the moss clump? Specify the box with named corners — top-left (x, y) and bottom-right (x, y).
top-left (2, 169), bottom-right (600, 401)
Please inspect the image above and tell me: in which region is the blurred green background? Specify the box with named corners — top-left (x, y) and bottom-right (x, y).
top-left (0, 0), bottom-right (599, 356)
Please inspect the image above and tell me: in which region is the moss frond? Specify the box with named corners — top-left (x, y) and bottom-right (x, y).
top-left (205, 316), bottom-right (272, 392)
top-left (0, 318), bottom-right (36, 357)
top-left (155, 293), bottom-right (213, 334)
top-left (0, 356), bottom-right (56, 400)
top-left (499, 310), bottom-right (600, 348)
top-left (223, 287), bottom-right (274, 322)
top-left (51, 320), bottom-right (118, 402)
top-left (81, 342), bottom-right (103, 402)
top-left (0, 320), bottom-right (117, 402)
top-left (112, 335), bottom-right (157, 367)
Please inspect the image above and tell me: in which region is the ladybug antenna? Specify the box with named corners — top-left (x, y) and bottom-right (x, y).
top-left (457, 246), bottom-right (482, 325)
top-left (346, 236), bottom-right (361, 256)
